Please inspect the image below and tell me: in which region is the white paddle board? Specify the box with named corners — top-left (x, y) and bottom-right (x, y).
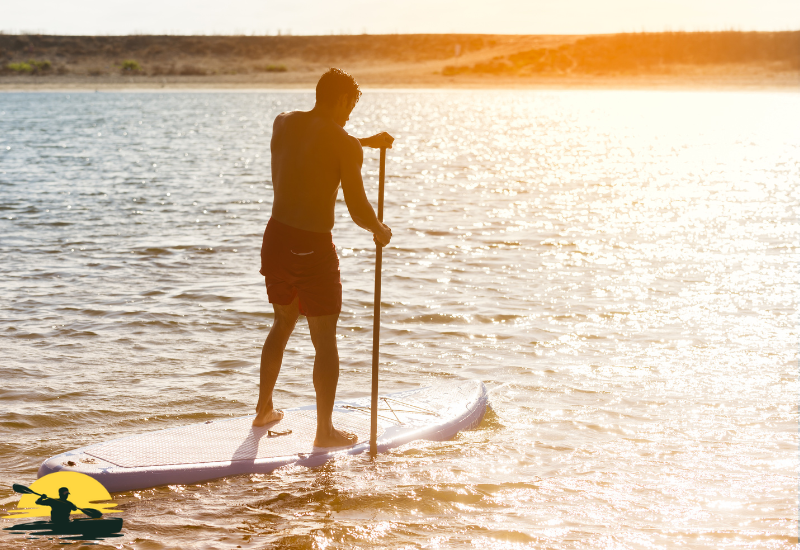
top-left (38, 380), bottom-right (488, 492)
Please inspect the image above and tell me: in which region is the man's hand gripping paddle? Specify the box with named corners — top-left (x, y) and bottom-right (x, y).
top-left (370, 147), bottom-right (387, 456)
top-left (12, 483), bottom-right (103, 519)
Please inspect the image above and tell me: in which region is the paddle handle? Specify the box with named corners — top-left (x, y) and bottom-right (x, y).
top-left (370, 147), bottom-right (386, 456)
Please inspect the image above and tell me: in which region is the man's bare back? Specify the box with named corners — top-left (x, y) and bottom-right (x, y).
top-left (253, 69), bottom-right (392, 447)
top-left (270, 110), bottom-right (349, 233)
top-left (270, 99), bottom-right (393, 238)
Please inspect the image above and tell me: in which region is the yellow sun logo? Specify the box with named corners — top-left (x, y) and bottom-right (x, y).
top-left (3, 472), bottom-right (119, 520)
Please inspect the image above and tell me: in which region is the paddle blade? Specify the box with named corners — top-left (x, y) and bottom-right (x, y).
top-left (80, 508), bottom-right (103, 519)
top-left (12, 484), bottom-right (39, 496)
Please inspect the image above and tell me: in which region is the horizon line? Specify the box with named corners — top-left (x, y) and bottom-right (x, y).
top-left (2, 29), bottom-right (800, 38)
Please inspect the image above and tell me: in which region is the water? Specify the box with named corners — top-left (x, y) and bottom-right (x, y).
top-left (0, 89), bottom-right (797, 549)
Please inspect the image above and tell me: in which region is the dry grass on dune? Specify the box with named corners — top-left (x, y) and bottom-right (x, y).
top-left (443, 31), bottom-right (800, 76)
top-left (0, 32), bottom-right (797, 89)
top-left (0, 34), bottom-right (527, 77)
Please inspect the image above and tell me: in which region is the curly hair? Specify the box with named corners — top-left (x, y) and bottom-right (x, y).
top-left (315, 68), bottom-right (361, 107)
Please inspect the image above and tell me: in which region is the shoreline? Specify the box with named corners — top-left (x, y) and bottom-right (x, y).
top-left (1, 73), bottom-right (798, 93)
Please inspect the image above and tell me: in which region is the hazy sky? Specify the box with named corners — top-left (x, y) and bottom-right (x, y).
top-left (3, 0), bottom-right (799, 35)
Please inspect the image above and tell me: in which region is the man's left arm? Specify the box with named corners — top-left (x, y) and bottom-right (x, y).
top-left (340, 136), bottom-right (392, 246)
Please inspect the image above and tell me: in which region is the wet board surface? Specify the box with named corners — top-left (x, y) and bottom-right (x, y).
top-left (85, 410), bottom-right (380, 468)
top-left (38, 380), bottom-right (488, 492)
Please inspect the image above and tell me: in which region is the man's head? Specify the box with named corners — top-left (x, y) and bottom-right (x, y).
top-left (315, 68), bottom-right (361, 127)
top-left (58, 487), bottom-right (70, 500)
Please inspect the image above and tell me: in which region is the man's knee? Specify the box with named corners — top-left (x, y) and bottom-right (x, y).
top-left (307, 314), bottom-right (339, 351)
top-left (271, 299), bottom-right (299, 335)
top-left (311, 333), bottom-right (338, 353)
top-left (271, 317), bottom-right (296, 338)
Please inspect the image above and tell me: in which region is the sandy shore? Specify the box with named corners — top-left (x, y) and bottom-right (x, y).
top-left (1, 71), bottom-right (798, 92)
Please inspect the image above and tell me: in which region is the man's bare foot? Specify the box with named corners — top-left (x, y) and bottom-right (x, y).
top-left (252, 408), bottom-right (284, 427)
top-left (313, 427), bottom-right (358, 448)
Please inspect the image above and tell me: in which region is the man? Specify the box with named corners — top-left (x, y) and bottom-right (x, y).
top-left (35, 487), bottom-right (77, 525)
top-left (253, 68), bottom-right (393, 448)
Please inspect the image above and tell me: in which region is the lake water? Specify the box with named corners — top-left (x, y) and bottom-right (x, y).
top-left (0, 89), bottom-right (797, 549)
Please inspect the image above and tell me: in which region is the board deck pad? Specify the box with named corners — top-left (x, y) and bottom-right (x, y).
top-left (85, 410), bottom-right (380, 468)
top-left (38, 380), bottom-right (489, 492)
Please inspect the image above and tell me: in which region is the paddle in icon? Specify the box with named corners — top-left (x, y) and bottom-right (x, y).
top-left (12, 483), bottom-right (103, 520)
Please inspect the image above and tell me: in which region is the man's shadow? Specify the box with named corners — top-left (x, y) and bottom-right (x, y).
top-left (231, 421), bottom-right (293, 463)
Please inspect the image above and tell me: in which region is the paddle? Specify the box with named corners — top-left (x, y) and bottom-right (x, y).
top-left (370, 146), bottom-right (387, 456)
top-left (12, 483), bottom-right (103, 519)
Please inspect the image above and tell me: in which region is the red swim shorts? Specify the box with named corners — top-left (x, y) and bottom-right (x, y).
top-left (259, 218), bottom-right (342, 317)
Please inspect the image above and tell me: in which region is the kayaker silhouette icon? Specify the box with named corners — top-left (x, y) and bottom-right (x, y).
top-left (2, 472), bottom-right (123, 539)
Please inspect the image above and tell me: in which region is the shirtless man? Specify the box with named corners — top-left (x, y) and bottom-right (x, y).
top-left (253, 68), bottom-right (393, 447)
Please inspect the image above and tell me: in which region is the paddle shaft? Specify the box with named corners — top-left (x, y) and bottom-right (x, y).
top-left (370, 147), bottom-right (386, 456)
top-left (12, 484), bottom-right (103, 518)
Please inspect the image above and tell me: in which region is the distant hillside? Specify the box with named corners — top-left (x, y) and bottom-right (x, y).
top-left (443, 32), bottom-right (800, 76)
top-left (0, 34), bottom-right (537, 76)
top-left (0, 32), bottom-right (797, 87)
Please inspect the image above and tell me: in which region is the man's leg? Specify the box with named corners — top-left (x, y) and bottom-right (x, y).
top-left (253, 296), bottom-right (299, 427)
top-left (307, 312), bottom-right (357, 447)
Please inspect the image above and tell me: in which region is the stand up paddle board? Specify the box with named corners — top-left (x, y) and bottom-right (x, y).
top-left (38, 380), bottom-right (488, 493)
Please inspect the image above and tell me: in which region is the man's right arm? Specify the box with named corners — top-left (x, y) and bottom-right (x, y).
top-left (340, 136), bottom-right (392, 246)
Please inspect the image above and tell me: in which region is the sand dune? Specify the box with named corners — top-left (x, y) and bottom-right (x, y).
top-left (1, 32), bottom-right (797, 90)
